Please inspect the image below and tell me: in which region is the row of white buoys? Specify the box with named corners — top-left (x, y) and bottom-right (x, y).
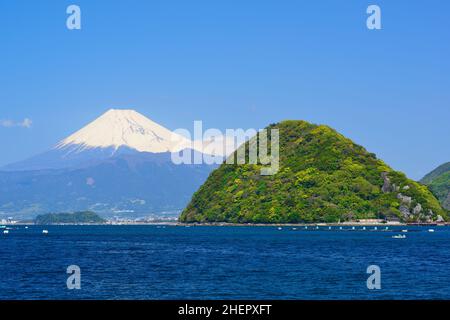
top-left (278, 225), bottom-right (440, 234)
top-left (284, 226), bottom-right (379, 231)
top-left (2, 227), bottom-right (48, 235)
top-left (278, 225), bottom-right (441, 237)
top-left (290, 226), bottom-right (390, 231)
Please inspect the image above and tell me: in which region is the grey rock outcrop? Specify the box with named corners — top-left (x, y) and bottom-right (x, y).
top-left (399, 205), bottom-right (411, 217)
top-left (413, 203), bottom-right (422, 215)
top-left (397, 193), bottom-right (412, 206)
top-left (381, 172), bottom-right (391, 193)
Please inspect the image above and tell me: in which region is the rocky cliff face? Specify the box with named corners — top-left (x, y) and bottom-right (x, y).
top-left (380, 173), bottom-right (435, 220)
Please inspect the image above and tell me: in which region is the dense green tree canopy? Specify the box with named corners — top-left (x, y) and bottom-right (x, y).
top-left (421, 162), bottom-right (450, 210)
top-left (35, 211), bottom-right (105, 224)
top-left (181, 121), bottom-right (446, 223)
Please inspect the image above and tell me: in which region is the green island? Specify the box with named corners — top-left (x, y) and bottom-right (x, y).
top-left (421, 162), bottom-right (450, 210)
top-left (180, 120), bottom-right (447, 224)
top-left (34, 211), bottom-right (106, 225)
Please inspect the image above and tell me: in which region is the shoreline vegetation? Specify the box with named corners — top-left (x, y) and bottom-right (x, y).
top-left (33, 211), bottom-right (106, 225)
top-left (6, 220), bottom-right (448, 227)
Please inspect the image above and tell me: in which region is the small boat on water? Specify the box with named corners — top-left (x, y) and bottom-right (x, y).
top-left (42, 230), bottom-right (49, 234)
top-left (392, 234), bottom-right (406, 239)
top-left (428, 229), bottom-right (435, 233)
top-left (374, 227), bottom-right (378, 230)
top-left (292, 227), bottom-right (297, 231)
top-left (277, 227), bottom-right (282, 230)
top-left (362, 227), bottom-right (366, 230)
top-left (3, 230), bottom-right (9, 234)
top-left (401, 230), bottom-right (408, 233)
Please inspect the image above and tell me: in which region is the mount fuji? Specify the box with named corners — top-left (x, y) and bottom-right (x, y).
top-left (0, 109), bottom-right (223, 220)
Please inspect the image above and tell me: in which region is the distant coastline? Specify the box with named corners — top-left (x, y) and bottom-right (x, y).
top-left (5, 221), bottom-right (447, 227)
top-left (3, 214), bottom-right (447, 227)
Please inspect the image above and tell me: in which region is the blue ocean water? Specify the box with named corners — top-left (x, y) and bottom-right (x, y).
top-left (1, 225), bottom-right (450, 300)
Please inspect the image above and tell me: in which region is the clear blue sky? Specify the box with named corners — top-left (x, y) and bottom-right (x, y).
top-left (0, 0), bottom-right (449, 179)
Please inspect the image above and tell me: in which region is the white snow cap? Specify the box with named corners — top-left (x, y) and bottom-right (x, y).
top-left (56, 109), bottom-right (192, 153)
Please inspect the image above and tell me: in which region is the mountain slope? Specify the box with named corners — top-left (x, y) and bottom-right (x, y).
top-left (2, 109), bottom-right (192, 172)
top-left (57, 109), bottom-right (191, 153)
top-left (420, 162), bottom-right (450, 210)
top-left (0, 153), bottom-right (213, 219)
top-left (180, 120), bottom-right (446, 223)
top-left (0, 109), bottom-right (217, 219)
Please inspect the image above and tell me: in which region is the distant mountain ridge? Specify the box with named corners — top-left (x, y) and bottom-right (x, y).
top-left (56, 109), bottom-right (192, 153)
top-left (0, 109), bottom-right (219, 219)
top-left (2, 109), bottom-right (193, 172)
top-left (421, 162), bottom-right (450, 184)
top-left (1, 145), bottom-right (191, 172)
top-left (420, 162), bottom-right (450, 210)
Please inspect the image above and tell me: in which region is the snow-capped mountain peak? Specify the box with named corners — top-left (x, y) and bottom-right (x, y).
top-left (56, 109), bottom-right (191, 153)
